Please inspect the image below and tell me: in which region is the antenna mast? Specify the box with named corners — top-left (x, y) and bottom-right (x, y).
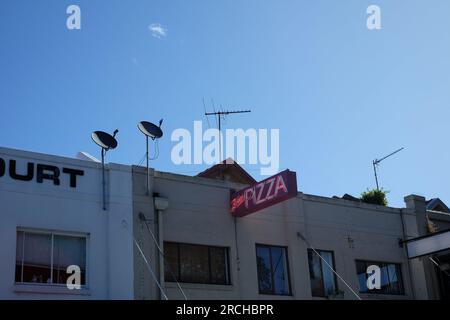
top-left (372, 147), bottom-right (404, 190)
top-left (204, 107), bottom-right (251, 162)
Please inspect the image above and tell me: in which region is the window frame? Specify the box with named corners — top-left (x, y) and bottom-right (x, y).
top-left (255, 243), bottom-right (292, 296)
top-left (15, 228), bottom-right (89, 288)
top-left (355, 259), bottom-right (405, 295)
top-left (164, 241), bottom-right (231, 286)
top-left (307, 248), bottom-right (339, 297)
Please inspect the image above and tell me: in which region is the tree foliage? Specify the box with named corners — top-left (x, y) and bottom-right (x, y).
top-left (361, 188), bottom-right (389, 206)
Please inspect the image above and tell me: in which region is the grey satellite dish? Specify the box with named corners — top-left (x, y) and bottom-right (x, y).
top-left (91, 130), bottom-right (118, 150)
top-left (91, 129), bottom-right (119, 210)
top-left (138, 119), bottom-right (163, 195)
top-left (138, 121), bottom-right (163, 140)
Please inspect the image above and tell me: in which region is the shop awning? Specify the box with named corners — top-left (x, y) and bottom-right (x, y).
top-left (404, 229), bottom-right (450, 259)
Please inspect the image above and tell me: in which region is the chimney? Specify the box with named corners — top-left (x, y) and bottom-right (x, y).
top-left (404, 194), bottom-right (428, 236)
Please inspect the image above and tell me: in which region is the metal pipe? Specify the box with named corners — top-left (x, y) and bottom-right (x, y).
top-left (158, 209), bottom-right (165, 300)
top-left (399, 208), bottom-right (416, 299)
top-left (146, 135), bottom-right (149, 195)
top-left (372, 160), bottom-right (379, 190)
top-left (102, 148), bottom-right (106, 210)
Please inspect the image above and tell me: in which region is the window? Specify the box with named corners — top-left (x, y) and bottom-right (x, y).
top-left (356, 260), bottom-right (404, 295)
top-left (256, 244), bottom-right (291, 295)
top-left (164, 242), bottom-right (230, 285)
top-left (15, 230), bottom-right (87, 286)
top-left (308, 249), bottom-right (338, 297)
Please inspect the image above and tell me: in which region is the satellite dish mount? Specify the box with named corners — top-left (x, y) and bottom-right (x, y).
top-left (91, 129), bottom-right (119, 210)
top-left (138, 120), bottom-right (164, 195)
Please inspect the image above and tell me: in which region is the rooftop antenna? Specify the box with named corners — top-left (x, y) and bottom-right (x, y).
top-left (372, 147), bottom-right (404, 190)
top-left (91, 129), bottom-right (119, 210)
top-left (202, 98), bottom-right (211, 129)
top-left (204, 103), bottom-right (251, 162)
top-left (138, 119), bottom-right (164, 195)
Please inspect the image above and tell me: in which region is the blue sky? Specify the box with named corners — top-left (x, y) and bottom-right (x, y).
top-left (1, 0), bottom-right (449, 207)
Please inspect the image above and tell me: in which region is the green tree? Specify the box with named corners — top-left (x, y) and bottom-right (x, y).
top-left (361, 188), bottom-right (389, 206)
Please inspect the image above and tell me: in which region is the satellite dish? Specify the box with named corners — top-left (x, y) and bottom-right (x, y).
top-left (138, 121), bottom-right (163, 140)
top-left (91, 131), bottom-right (118, 150)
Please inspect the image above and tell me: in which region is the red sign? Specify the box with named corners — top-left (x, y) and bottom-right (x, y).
top-left (230, 170), bottom-right (297, 217)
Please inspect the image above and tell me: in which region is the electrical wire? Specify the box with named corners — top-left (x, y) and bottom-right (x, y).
top-left (133, 237), bottom-right (169, 300)
top-left (135, 139), bottom-right (159, 168)
top-left (141, 217), bottom-right (188, 300)
top-left (148, 139), bottom-right (160, 160)
top-left (137, 153), bottom-right (147, 167)
top-left (297, 231), bottom-right (362, 300)
top-left (430, 256), bottom-right (450, 278)
top-left (121, 220), bottom-right (169, 300)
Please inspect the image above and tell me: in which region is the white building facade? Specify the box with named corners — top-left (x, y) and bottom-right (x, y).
top-left (1, 146), bottom-right (449, 300)
top-left (0, 147), bottom-right (135, 299)
top-left (133, 164), bottom-right (443, 300)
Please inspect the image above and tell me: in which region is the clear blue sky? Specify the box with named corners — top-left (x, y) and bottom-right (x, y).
top-left (1, 0), bottom-right (449, 207)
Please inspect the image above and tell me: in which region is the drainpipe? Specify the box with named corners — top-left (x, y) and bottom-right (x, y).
top-left (154, 196), bottom-right (169, 300)
top-left (399, 208), bottom-right (416, 299)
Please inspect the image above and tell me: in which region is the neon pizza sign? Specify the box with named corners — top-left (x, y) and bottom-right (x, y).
top-left (230, 169), bottom-right (297, 217)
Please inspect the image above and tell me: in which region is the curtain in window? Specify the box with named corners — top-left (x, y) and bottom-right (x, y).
top-left (321, 251), bottom-right (337, 296)
top-left (22, 232), bottom-right (52, 284)
top-left (53, 235), bottom-right (86, 284)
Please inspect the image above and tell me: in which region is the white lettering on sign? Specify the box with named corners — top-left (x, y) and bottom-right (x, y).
top-left (244, 174), bottom-right (288, 209)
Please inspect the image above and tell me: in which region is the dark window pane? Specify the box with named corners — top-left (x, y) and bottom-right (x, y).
top-left (308, 250), bottom-right (324, 296)
top-left (308, 249), bottom-right (337, 297)
top-left (380, 263), bottom-right (390, 292)
top-left (387, 264), bottom-right (398, 283)
top-left (321, 251), bottom-right (337, 296)
top-left (180, 244), bottom-right (210, 284)
top-left (271, 247), bottom-right (289, 295)
top-left (356, 260), bottom-right (367, 274)
top-left (53, 235), bottom-right (86, 285)
top-left (256, 246), bottom-right (272, 294)
top-left (384, 263), bottom-right (404, 295)
top-left (256, 245), bottom-right (291, 295)
top-left (164, 242), bottom-right (230, 285)
top-left (356, 261), bottom-right (368, 293)
top-left (356, 260), bottom-right (404, 295)
top-left (394, 265), bottom-right (404, 294)
top-left (210, 247), bottom-right (227, 285)
top-left (22, 232), bottom-right (52, 284)
top-left (15, 231), bottom-right (24, 283)
top-left (164, 243), bottom-right (179, 282)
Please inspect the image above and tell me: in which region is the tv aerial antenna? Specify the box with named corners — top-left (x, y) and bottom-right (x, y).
top-left (91, 129), bottom-right (119, 210)
top-left (138, 119), bottom-right (164, 195)
top-left (372, 147), bottom-right (404, 190)
top-left (204, 100), bottom-right (251, 162)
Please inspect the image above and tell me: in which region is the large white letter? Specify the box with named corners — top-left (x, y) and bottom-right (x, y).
top-left (66, 5), bottom-right (81, 30)
top-left (66, 265), bottom-right (81, 290)
top-left (366, 265), bottom-right (381, 290)
top-left (259, 129), bottom-right (280, 176)
top-left (225, 128), bottom-right (258, 165)
top-left (171, 129), bottom-right (192, 165)
top-left (193, 121), bottom-right (203, 164)
top-left (203, 128), bottom-right (221, 165)
top-left (366, 5), bottom-right (381, 30)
